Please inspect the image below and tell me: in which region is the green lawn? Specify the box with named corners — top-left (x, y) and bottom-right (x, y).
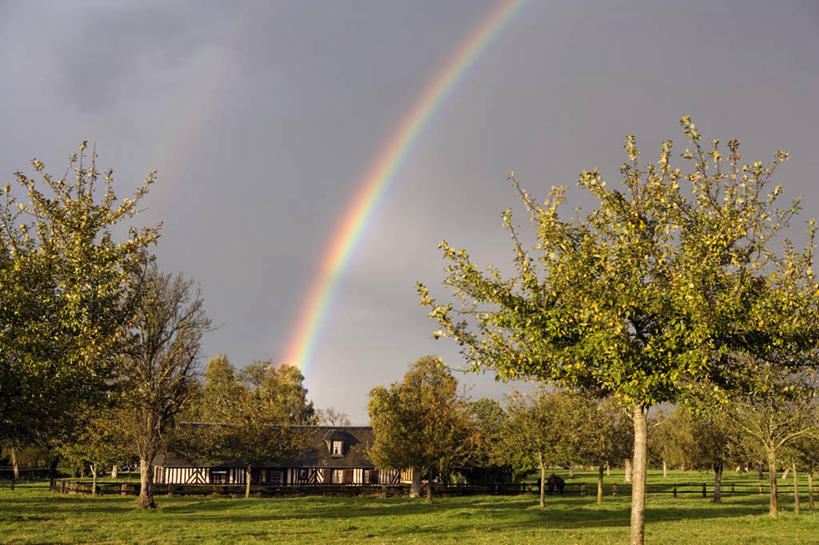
top-left (0, 477), bottom-right (815, 545)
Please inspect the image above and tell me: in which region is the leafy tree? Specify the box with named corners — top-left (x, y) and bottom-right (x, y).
top-left (719, 365), bottom-right (818, 517)
top-left (317, 407), bottom-right (352, 427)
top-left (650, 406), bottom-right (735, 502)
top-left (647, 409), bottom-right (675, 477)
top-left (194, 361), bottom-right (312, 498)
top-left (58, 404), bottom-right (125, 495)
top-left (418, 119), bottom-right (818, 543)
top-left (789, 430), bottom-right (819, 513)
top-left (201, 354), bottom-right (244, 422)
top-left (120, 265), bottom-right (210, 509)
top-left (240, 361), bottom-right (316, 425)
top-left (461, 398), bottom-right (511, 484)
top-left (368, 356), bottom-right (471, 502)
top-left (0, 145), bottom-right (159, 452)
top-left (501, 388), bottom-right (569, 508)
top-left (570, 396), bottom-right (632, 505)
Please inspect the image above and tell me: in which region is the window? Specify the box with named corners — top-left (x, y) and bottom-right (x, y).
top-left (211, 470), bottom-right (228, 484)
top-left (298, 469), bottom-right (308, 481)
top-left (331, 440), bottom-right (343, 456)
top-left (270, 471), bottom-right (283, 485)
top-left (332, 469), bottom-right (344, 484)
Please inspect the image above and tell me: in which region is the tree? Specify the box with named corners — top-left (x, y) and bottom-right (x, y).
top-left (650, 406), bottom-right (735, 502)
top-left (418, 119), bottom-right (818, 544)
top-left (570, 396), bottom-right (632, 505)
top-left (233, 362), bottom-right (311, 498)
top-left (317, 408), bottom-right (352, 427)
top-left (200, 354), bottom-right (244, 422)
top-left (57, 404), bottom-right (125, 495)
top-left (0, 145), bottom-right (159, 453)
top-left (720, 365), bottom-right (818, 517)
top-left (194, 360), bottom-right (312, 498)
top-left (120, 265), bottom-right (210, 509)
top-left (240, 361), bottom-right (316, 425)
top-left (501, 388), bottom-right (569, 508)
top-left (789, 430), bottom-right (819, 513)
top-left (461, 398), bottom-right (512, 484)
top-left (368, 356), bottom-right (471, 502)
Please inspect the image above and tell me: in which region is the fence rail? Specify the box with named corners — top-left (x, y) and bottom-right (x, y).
top-left (50, 479), bottom-right (809, 498)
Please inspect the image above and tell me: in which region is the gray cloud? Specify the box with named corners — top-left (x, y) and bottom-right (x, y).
top-left (1, 0), bottom-right (817, 422)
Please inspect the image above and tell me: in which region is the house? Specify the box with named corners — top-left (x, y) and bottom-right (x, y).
top-left (153, 426), bottom-right (410, 486)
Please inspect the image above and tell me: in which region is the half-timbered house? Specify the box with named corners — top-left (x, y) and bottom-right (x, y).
top-left (153, 426), bottom-right (408, 486)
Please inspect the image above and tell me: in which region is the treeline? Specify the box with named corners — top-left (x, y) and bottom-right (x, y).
top-left (366, 355), bottom-right (818, 514)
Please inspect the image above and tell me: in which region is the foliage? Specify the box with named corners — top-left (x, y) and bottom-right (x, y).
top-left (240, 361), bottom-right (316, 425)
top-left (0, 144), bottom-right (159, 447)
top-left (119, 265), bottom-right (211, 508)
top-left (418, 118), bottom-right (819, 541)
top-left (718, 364), bottom-right (818, 516)
top-left (459, 398), bottom-right (512, 484)
top-left (316, 407), bottom-right (351, 427)
top-left (368, 356), bottom-right (471, 499)
top-left (57, 404), bottom-right (127, 493)
top-left (188, 359), bottom-right (314, 497)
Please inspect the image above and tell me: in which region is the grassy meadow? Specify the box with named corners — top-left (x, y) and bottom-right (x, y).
top-left (0, 471), bottom-right (816, 545)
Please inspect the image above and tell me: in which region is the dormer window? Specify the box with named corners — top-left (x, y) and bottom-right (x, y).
top-left (331, 440), bottom-right (343, 456)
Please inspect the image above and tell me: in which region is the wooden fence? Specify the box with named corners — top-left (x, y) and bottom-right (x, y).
top-left (52, 479), bottom-right (809, 499)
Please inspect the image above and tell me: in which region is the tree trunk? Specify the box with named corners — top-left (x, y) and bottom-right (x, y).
top-left (712, 462), bottom-right (723, 503)
top-left (245, 465), bottom-right (252, 499)
top-left (48, 456), bottom-right (59, 489)
top-left (757, 460), bottom-right (764, 480)
top-left (630, 405), bottom-right (648, 545)
top-left (410, 467), bottom-right (421, 498)
top-left (606, 462), bottom-right (610, 477)
top-left (625, 458), bottom-right (632, 483)
top-left (137, 457), bottom-right (155, 509)
top-left (10, 447), bottom-right (19, 490)
top-left (426, 473), bottom-right (433, 504)
top-left (781, 467), bottom-right (790, 482)
top-left (597, 465), bottom-right (604, 505)
top-left (91, 463), bottom-right (98, 496)
top-left (111, 464), bottom-right (118, 479)
top-left (792, 463), bottom-right (799, 516)
top-left (807, 472), bottom-right (814, 513)
top-left (568, 463), bottom-right (574, 477)
top-left (539, 463), bottom-right (546, 509)
top-left (766, 448), bottom-right (778, 518)
top-left (662, 459), bottom-right (667, 480)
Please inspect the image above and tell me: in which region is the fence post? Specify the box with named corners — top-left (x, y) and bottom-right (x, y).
top-left (580, 484), bottom-right (586, 497)
top-left (672, 483), bottom-right (677, 498)
top-left (702, 483), bottom-right (706, 498)
top-left (731, 483), bottom-right (735, 495)
top-left (612, 484), bottom-right (617, 497)
top-left (121, 483), bottom-right (129, 496)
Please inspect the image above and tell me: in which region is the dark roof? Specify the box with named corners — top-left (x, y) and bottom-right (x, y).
top-left (279, 427), bottom-right (375, 469)
top-left (156, 425), bottom-right (376, 469)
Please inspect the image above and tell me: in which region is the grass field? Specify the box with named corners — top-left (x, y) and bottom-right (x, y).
top-left (0, 472), bottom-right (816, 545)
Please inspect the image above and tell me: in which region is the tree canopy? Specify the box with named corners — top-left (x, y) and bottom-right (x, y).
top-left (368, 355), bottom-right (470, 501)
top-left (418, 118), bottom-right (819, 543)
top-left (0, 145), bottom-right (159, 448)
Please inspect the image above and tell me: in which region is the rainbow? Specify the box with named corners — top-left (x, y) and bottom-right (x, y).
top-left (281, 0), bottom-right (528, 374)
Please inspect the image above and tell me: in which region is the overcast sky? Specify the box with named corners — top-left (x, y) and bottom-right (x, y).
top-left (2, 0), bottom-right (818, 423)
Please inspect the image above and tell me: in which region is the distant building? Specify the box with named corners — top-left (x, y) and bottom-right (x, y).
top-left (153, 426), bottom-right (410, 486)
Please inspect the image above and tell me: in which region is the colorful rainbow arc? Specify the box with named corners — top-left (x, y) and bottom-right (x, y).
top-left (281, 0), bottom-right (528, 375)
